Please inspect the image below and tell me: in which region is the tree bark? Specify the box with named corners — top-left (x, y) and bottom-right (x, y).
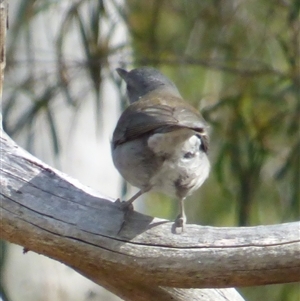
top-left (1, 131), bottom-right (300, 301)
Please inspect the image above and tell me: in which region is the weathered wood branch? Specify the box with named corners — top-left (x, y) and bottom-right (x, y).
top-left (1, 131), bottom-right (300, 301)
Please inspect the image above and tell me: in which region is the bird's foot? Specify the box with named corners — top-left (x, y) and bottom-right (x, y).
top-left (115, 198), bottom-right (134, 235)
top-left (115, 198), bottom-right (134, 211)
top-left (174, 214), bottom-right (187, 233)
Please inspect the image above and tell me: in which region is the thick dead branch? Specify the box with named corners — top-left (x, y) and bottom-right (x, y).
top-left (1, 131), bottom-right (299, 301)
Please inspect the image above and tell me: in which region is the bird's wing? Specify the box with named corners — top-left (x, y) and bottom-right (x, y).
top-left (113, 95), bottom-right (208, 146)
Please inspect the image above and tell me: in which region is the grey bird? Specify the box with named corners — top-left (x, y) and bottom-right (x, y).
top-left (112, 67), bottom-right (210, 230)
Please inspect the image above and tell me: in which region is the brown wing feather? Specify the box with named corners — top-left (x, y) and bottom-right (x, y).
top-left (113, 93), bottom-right (208, 146)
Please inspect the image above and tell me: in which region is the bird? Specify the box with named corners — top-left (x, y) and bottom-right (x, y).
top-left (112, 66), bottom-right (210, 231)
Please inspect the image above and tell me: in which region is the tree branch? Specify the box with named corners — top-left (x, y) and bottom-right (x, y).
top-left (1, 131), bottom-right (300, 301)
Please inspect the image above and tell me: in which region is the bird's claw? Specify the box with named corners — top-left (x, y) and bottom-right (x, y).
top-left (115, 198), bottom-right (134, 211)
top-left (115, 198), bottom-right (134, 235)
top-left (174, 214), bottom-right (186, 233)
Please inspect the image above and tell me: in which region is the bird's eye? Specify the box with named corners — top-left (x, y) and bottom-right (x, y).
top-left (184, 152), bottom-right (194, 159)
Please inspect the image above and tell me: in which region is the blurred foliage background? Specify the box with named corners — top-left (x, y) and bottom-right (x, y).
top-left (1, 0), bottom-right (299, 301)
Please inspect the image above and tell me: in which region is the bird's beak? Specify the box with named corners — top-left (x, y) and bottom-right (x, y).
top-left (116, 68), bottom-right (128, 81)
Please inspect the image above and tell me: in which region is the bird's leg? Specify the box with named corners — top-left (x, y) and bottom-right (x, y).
top-left (115, 189), bottom-right (149, 235)
top-left (115, 189), bottom-right (146, 211)
top-left (115, 185), bottom-right (152, 211)
top-left (175, 198), bottom-right (187, 232)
